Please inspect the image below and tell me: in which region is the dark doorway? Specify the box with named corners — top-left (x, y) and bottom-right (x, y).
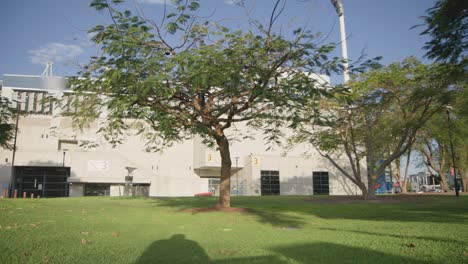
top-left (14, 166), bottom-right (70, 198)
top-left (313, 171), bottom-right (329, 195)
top-left (261, 170), bottom-right (280, 196)
top-left (84, 183), bottom-right (110, 196)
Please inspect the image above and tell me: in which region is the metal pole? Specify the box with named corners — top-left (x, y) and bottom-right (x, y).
top-left (446, 108), bottom-right (459, 197)
top-left (235, 157), bottom-right (239, 196)
top-left (339, 13), bottom-right (350, 83)
top-left (63, 151), bottom-right (66, 167)
top-left (9, 101), bottom-right (21, 197)
top-left (331, 0), bottom-right (350, 83)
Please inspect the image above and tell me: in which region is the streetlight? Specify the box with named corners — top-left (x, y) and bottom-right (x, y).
top-left (235, 157), bottom-right (239, 196)
top-left (124, 166), bottom-right (137, 197)
top-left (445, 106), bottom-right (459, 197)
top-left (9, 97), bottom-right (26, 197)
top-left (330, 0), bottom-right (350, 83)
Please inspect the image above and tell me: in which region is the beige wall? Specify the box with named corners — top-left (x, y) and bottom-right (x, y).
top-left (1, 81), bottom-right (365, 197)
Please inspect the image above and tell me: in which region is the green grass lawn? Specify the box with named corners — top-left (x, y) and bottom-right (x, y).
top-left (0, 195), bottom-right (467, 263)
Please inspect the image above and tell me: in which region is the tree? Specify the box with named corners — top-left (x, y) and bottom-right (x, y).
top-left (70, 0), bottom-right (342, 207)
top-left (390, 147), bottom-right (413, 193)
top-left (416, 0), bottom-right (467, 192)
top-left (414, 113), bottom-right (452, 192)
top-left (0, 98), bottom-right (16, 150)
top-left (417, 0), bottom-right (467, 64)
top-left (291, 58), bottom-right (454, 199)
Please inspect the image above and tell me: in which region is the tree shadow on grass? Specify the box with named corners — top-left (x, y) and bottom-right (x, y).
top-left (135, 236), bottom-right (430, 264)
top-left (317, 227), bottom-right (465, 245)
top-left (272, 242), bottom-right (431, 264)
top-left (149, 196), bottom-right (468, 228)
top-left (152, 197), bottom-right (306, 228)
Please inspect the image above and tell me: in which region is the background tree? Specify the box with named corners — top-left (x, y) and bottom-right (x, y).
top-left (416, 0), bottom-right (467, 64)
top-left (291, 58), bottom-right (454, 199)
top-left (0, 98), bottom-right (16, 150)
top-left (71, 0), bottom-right (342, 207)
top-left (414, 0), bottom-right (467, 191)
top-left (414, 115), bottom-right (451, 192)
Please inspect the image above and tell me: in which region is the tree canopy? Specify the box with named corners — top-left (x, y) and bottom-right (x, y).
top-left (71, 0), bottom-right (342, 207)
top-left (417, 0), bottom-right (467, 63)
top-left (290, 58), bottom-right (456, 198)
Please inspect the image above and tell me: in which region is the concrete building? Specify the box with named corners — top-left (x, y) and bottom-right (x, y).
top-left (0, 74), bottom-right (364, 198)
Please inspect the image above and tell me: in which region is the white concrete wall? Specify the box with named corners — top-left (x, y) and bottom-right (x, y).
top-left (243, 154), bottom-right (361, 196)
top-left (0, 113), bottom-right (363, 197)
top-left (0, 113), bottom-right (208, 197)
top-left (0, 75), bottom-right (365, 197)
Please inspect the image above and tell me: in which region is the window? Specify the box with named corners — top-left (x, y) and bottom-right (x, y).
top-left (261, 170), bottom-right (280, 196)
top-left (84, 183), bottom-right (110, 196)
top-left (313, 171), bottom-right (329, 195)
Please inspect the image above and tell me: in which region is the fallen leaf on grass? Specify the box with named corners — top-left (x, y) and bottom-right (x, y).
top-left (43, 256), bottom-right (51, 263)
top-left (463, 251), bottom-right (468, 256)
top-left (22, 252), bottom-right (31, 257)
top-left (30, 223), bottom-right (40, 228)
top-left (81, 238), bottom-right (91, 245)
top-left (406, 243), bottom-right (416, 248)
top-left (80, 231), bottom-right (90, 235)
top-left (112, 232), bottom-right (120, 237)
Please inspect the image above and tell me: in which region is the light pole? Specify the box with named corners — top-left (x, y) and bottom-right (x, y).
top-left (445, 106), bottom-right (459, 197)
top-left (235, 157), bottom-right (239, 196)
top-left (9, 98), bottom-right (25, 197)
top-left (330, 0), bottom-right (350, 83)
top-left (124, 167), bottom-right (137, 197)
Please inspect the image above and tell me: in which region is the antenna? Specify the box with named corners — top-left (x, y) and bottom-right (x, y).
top-left (42, 62), bottom-right (54, 76)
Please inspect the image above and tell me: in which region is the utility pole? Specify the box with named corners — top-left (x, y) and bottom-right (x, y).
top-left (330, 0), bottom-right (350, 83)
top-left (9, 99), bottom-right (22, 197)
top-left (235, 157), bottom-right (239, 196)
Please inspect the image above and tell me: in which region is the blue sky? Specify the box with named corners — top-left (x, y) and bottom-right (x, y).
top-left (0, 0), bottom-right (436, 84)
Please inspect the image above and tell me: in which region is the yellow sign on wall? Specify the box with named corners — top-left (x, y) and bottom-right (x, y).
top-left (252, 157), bottom-right (259, 165)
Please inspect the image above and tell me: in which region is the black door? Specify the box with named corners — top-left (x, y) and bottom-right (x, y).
top-left (261, 170), bottom-right (280, 195)
top-left (313, 171), bottom-right (329, 195)
top-left (15, 166), bottom-right (70, 198)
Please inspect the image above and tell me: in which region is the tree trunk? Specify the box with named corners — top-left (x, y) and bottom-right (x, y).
top-left (365, 181), bottom-right (376, 200)
top-left (356, 182), bottom-right (369, 199)
top-left (216, 135), bottom-right (232, 208)
top-left (401, 179), bottom-right (408, 193)
top-left (460, 167), bottom-right (468, 192)
top-left (401, 148), bottom-right (412, 193)
top-left (391, 158), bottom-right (401, 193)
top-left (363, 171), bottom-right (377, 200)
top-left (440, 179), bottom-right (448, 192)
top-left (436, 169), bottom-right (449, 192)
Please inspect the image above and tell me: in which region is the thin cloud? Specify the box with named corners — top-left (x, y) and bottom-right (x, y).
top-left (224, 0), bottom-right (243, 5)
top-left (28, 43), bottom-right (84, 65)
top-left (138, 0), bottom-right (173, 5)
